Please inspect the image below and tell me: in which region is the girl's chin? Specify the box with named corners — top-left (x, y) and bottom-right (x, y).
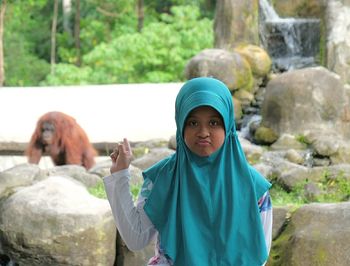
top-left (193, 149), bottom-right (214, 157)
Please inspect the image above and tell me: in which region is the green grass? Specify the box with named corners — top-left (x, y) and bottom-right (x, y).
top-left (88, 180), bottom-right (141, 202)
top-left (269, 183), bottom-right (305, 208)
top-left (88, 181), bottom-right (107, 199)
top-left (295, 134), bottom-right (311, 145)
top-left (88, 172), bottom-right (350, 206)
top-left (269, 173), bottom-right (350, 206)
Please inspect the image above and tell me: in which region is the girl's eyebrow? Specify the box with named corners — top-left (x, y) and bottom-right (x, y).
top-left (187, 115), bottom-right (222, 119)
top-left (186, 114), bottom-right (198, 119)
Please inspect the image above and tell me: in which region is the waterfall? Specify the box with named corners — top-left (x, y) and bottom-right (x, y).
top-left (259, 0), bottom-right (320, 72)
top-left (238, 114), bottom-right (262, 141)
top-left (260, 0), bottom-right (279, 21)
top-left (260, 0), bottom-right (300, 56)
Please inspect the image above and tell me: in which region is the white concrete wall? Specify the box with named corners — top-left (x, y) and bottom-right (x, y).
top-left (0, 83), bottom-right (182, 143)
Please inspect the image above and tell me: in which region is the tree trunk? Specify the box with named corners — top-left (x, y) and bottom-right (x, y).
top-left (214, 0), bottom-right (259, 51)
top-left (204, 0), bottom-right (215, 11)
top-left (62, 0), bottom-right (72, 36)
top-left (51, 0), bottom-right (59, 74)
top-left (137, 0), bottom-right (144, 32)
top-left (0, 0), bottom-right (7, 86)
top-left (74, 0), bottom-right (81, 66)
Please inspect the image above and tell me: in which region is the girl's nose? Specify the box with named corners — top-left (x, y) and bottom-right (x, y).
top-left (197, 126), bottom-right (210, 138)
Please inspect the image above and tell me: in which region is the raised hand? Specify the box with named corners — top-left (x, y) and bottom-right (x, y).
top-left (110, 138), bottom-right (133, 174)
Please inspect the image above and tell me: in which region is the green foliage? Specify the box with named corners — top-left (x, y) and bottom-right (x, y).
top-left (145, 0), bottom-right (215, 18)
top-left (40, 64), bottom-right (93, 85)
top-left (88, 180), bottom-right (141, 202)
top-left (270, 170), bottom-right (350, 206)
top-left (3, 1), bottom-right (52, 85)
top-left (270, 182), bottom-right (307, 207)
top-left (56, 29), bottom-right (85, 65)
top-left (79, 19), bottom-right (114, 52)
top-left (7, 1), bottom-right (53, 60)
top-left (56, 0), bottom-right (139, 64)
top-left (44, 5), bottom-right (213, 85)
top-left (295, 134), bottom-right (310, 145)
top-left (88, 181), bottom-right (107, 199)
top-left (130, 183), bottom-right (141, 202)
top-left (4, 33), bottom-right (50, 86)
top-left (317, 169), bottom-right (350, 202)
top-left (4, 1), bottom-right (214, 86)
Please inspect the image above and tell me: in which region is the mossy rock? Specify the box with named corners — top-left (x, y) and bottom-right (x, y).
top-left (231, 53), bottom-right (254, 93)
top-left (272, 0), bottom-right (324, 18)
top-left (254, 126), bottom-right (279, 145)
top-left (185, 48), bottom-right (254, 92)
top-left (232, 96), bottom-right (243, 120)
top-left (235, 44), bottom-right (272, 77)
top-left (267, 216), bottom-right (296, 266)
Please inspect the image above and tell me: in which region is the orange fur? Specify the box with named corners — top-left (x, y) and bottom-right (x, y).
top-left (25, 111), bottom-right (97, 170)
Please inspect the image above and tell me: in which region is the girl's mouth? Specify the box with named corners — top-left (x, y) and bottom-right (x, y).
top-left (197, 140), bottom-right (211, 146)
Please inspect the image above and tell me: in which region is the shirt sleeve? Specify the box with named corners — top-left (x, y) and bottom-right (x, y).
top-left (103, 169), bottom-right (157, 251)
top-left (258, 191), bottom-right (273, 263)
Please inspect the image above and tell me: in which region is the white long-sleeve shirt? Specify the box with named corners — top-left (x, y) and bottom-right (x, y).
top-left (104, 169), bottom-right (273, 266)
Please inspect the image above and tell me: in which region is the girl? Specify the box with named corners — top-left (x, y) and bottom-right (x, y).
top-left (104, 77), bottom-right (272, 265)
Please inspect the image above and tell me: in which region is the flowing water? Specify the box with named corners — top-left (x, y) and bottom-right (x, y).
top-left (259, 0), bottom-right (320, 71)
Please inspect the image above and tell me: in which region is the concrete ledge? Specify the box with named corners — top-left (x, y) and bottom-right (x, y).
top-left (0, 141), bottom-right (120, 156)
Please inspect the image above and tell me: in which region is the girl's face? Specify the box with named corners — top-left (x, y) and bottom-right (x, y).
top-left (184, 106), bottom-right (225, 157)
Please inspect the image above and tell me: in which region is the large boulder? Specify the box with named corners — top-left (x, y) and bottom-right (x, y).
top-left (131, 147), bottom-right (175, 171)
top-left (48, 164), bottom-right (101, 188)
top-left (271, 202), bottom-right (350, 265)
top-left (184, 48), bottom-right (254, 92)
top-left (259, 67), bottom-right (350, 140)
top-left (0, 163), bottom-right (46, 199)
top-left (0, 175), bottom-right (116, 266)
top-left (234, 44), bottom-right (272, 77)
top-left (326, 0), bottom-right (350, 84)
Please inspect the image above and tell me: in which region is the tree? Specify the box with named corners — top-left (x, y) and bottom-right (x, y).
top-left (137, 0), bottom-right (144, 32)
top-left (62, 0), bottom-right (72, 35)
top-left (74, 0), bottom-right (81, 66)
top-left (42, 5), bottom-right (214, 85)
top-left (51, 0), bottom-right (59, 74)
top-left (0, 0), bottom-right (6, 86)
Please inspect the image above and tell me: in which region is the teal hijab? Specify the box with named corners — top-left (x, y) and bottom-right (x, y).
top-left (143, 77), bottom-right (271, 265)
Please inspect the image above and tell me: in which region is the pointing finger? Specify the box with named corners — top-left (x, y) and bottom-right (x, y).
top-left (123, 138), bottom-right (131, 153)
top-left (117, 142), bottom-right (124, 154)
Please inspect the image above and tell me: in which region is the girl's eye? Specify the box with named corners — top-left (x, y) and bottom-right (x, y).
top-left (186, 119), bottom-right (198, 127)
top-left (209, 120), bottom-right (220, 126)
